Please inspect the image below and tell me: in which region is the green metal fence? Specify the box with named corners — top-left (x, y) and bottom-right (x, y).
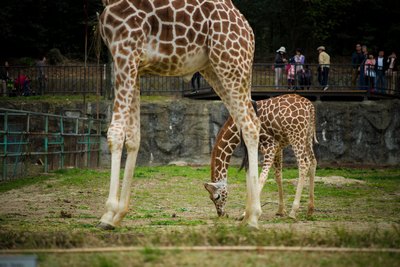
top-left (0, 108), bottom-right (104, 181)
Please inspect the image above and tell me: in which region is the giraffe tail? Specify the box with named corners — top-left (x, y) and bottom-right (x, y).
top-left (314, 130), bottom-right (319, 144)
top-left (239, 139), bottom-right (249, 172)
top-left (239, 100), bottom-right (259, 172)
top-left (311, 105), bottom-right (319, 144)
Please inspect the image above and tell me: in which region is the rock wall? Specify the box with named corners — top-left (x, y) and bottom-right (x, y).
top-left (136, 98), bottom-right (400, 167)
top-left (2, 97), bottom-right (399, 167)
top-left (315, 100), bottom-right (400, 166)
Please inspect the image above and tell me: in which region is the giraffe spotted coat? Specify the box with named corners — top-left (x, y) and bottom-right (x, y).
top-left (98, 0), bottom-right (262, 229)
top-left (205, 94), bottom-right (318, 220)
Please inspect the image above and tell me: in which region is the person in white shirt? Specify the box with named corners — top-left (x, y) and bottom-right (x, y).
top-left (375, 50), bottom-right (388, 93)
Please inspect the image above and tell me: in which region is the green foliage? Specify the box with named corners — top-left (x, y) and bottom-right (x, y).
top-left (1, 0), bottom-right (399, 62)
top-left (306, 0), bottom-right (353, 42)
top-left (234, 0), bottom-right (400, 58)
top-left (47, 48), bottom-right (65, 65)
top-left (0, 175), bottom-right (51, 193)
top-left (0, 0), bottom-right (103, 60)
top-left (16, 57), bottom-right (36, 66)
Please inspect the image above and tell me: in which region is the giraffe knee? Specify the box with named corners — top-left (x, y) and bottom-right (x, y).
top-left (107, 134), bottom-right (124, 152)
top-left (125, 134), bottom-right (140, 152)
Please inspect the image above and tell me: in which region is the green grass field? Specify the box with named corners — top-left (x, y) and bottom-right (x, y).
top-left (0, 166), bottom-right (399, 266)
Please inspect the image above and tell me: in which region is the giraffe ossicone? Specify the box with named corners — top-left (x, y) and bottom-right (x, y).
top-left (98, 0), bottom-right (261, 229)
top-left (206, 94), bottom-right (318, 221)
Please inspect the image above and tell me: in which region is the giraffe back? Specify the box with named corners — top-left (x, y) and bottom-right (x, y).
top-left (257, 94), bottom-right (316, 150)
top-left (99, 0), bottom-right (254, 78)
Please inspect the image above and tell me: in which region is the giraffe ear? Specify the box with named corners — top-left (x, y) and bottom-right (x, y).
top-left (204, 182), bottom-right (218, 194)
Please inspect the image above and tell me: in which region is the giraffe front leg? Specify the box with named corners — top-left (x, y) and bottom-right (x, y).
top-left (98, 125), bottom-right (124, 230)
top-left (98, 54), bottom-right (141, 230)
top-left (111, 94), bottom-right (140, 226)
top-left (111, 141), bottom-right (139, 226)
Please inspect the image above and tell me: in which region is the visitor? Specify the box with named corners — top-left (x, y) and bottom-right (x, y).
top-left (317, 46), bottom-right (330, 91)
top-left (375, 50), bottom-right (388, 94)
top-left (386, 51), bottom-right (398, 94)
top-left (191, 72), bottom-right (201, 93)
top-left (359, 45), bottom-right (369, 89)
top-left (293, 48), bottom-right (305, 89)
top-left (351, 44), bottom-right (364, 87)
top-left (274, 46), bottom-right (287, 89)
top-left (36, 56), bottom-right (47, 95)
top-left (0, 61), bottom-right (11, 96)
top-left (364, 53), bottom-right (376, 92)
top-left (287, 57), bottom-right (296, 90)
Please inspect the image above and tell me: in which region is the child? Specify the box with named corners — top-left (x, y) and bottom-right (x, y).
top-left (364, 54), bottom-right (376, 92)
top-left (287, 57), bottom-right (296, 89)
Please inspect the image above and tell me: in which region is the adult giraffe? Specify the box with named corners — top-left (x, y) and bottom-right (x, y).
top-left (97, 0), bottom-right (261, 229)
top-left (205, 94), bottom-right (317, 220)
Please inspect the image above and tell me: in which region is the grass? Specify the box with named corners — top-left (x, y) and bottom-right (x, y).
top-left (0, 166), bottom-right (400, 266)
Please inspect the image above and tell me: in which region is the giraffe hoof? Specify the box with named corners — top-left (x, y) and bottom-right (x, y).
top-left (288, 211), bottom-right (297, 221)
top-left (97, 222), bottom-right (115, 230)
top-left (241, 220), bottom-right (259, 230)
top-left (236, 213), bottom-right (245, 221)
top-left (307, 207), bottom-right (315, 217)
top-left (275, 210), bottom-right (287, 217)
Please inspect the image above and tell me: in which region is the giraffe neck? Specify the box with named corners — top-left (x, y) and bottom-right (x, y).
top-left (211, 116), bottom-right (241, 183)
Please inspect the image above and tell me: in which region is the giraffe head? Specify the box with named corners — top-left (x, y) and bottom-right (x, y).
top-left (204, 181), bottom-right (228, 217)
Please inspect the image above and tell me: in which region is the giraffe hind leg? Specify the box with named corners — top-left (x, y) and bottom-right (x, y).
top-left (99, 54), bottom-right (141, 229)
top-left (273, 149), bottom-right (287, 216)
top-left (307, 150), bottom-right (317, 217)
top-left (201, 68), bottom-right (261, 228)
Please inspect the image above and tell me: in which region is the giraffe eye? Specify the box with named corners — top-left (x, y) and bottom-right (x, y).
top-left (214, 194), bottom-right (221, 201)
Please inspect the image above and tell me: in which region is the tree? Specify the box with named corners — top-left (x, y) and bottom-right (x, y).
top-left (1, 0), bottom-right (399, 62)
top-left (0, 0), bottom-right (102, 62)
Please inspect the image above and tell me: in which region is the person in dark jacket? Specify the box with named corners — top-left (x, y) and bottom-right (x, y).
top-left (351, 44), bottom-right (365, 87)
top-left (359, 45), bottom-right (369, 89)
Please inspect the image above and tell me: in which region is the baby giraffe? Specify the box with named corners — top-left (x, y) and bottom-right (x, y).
top-left (205, 94), bottom-right (317, 220)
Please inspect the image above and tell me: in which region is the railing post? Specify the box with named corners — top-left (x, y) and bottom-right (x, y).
top-left (97, 120), bottom-right (101, 167)
top-left (2, 111), bottom-right (8, 180)
top-left (75, 118), bottom-right (79, 168)
top-left (44, 115), bottom-right (49, 173)
top-left (60, 117), bottom-right (65, 169)
top-left (86, 119), bottom-right (92, 168)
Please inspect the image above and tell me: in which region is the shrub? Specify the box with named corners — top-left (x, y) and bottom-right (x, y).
top-left (47, 48), bottom-right (65, 65)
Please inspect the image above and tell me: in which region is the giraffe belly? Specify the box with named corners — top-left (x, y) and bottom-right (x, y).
top-left (139, 44), bottom-right (209, 78)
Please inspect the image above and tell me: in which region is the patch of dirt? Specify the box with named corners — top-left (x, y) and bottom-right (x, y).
top-left (314, 176), bottom-right (366, 185)
top-left (286, 176), bottom-right (366, 186)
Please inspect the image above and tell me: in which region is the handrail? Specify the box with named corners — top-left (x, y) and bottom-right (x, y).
top-left (0, 63), bottom-right (398, 97)
top-left (0, 108), bottom-right (104, 181)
